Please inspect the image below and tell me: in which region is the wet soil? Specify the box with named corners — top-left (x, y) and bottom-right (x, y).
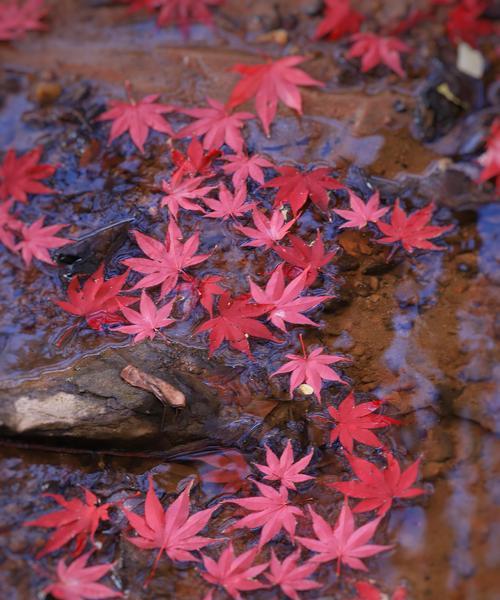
top-left (0, 1), bottom-right (499, 599)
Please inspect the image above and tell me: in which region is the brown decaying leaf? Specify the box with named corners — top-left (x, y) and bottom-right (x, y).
top-left (120, 365), bottom-right (186, 409)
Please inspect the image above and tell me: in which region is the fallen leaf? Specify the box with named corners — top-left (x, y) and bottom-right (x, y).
top-left (254, 439), bottom-right (314, 490)
top-left (121, 364), bottom-right (186, 408)
top-left (116, 291), bottom-right (175, 343)
top-left (16, 217), bottom-right (71, 266)
top-left (235, 208), bottom-right (296, 250)
top-left (478, 117), bottom-right (500, 194)
top-left (0, 146), bottom-right (56, 203)
top-left (160, 168), bottom-right (215, 221)
top-left (0, 0), bottom-right (48, 41)
top-left (347, 33), bottom-right (411, 77)
top-left (314, 0), bottom-right (364, 41)
top-left (222, 152), bottom-right (273, 188)
top-left (203, 183), bottom-right (254, 220)
top-left (265, 549), bottom-right (321, 600)
top-left (333, 190), bottom-right (389, 230)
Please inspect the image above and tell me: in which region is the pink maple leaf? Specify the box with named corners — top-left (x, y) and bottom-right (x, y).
top-left (272, 336), bottom-right (348, 401)
top-left (331, 452), bottom-right (425, 516)
top-left (0, 0), bottom-right (48, 41)
top-left (172, 137), bottom-right (220, 177)
top-left (115, 291), bottom-right (175, 343)
top-left (325, 392), bottom-right (400, 453)
top-left (296, 502), bottom-right (393, 572)
top-left (123, 475), bottom-right (217, 578)
top-left (0, 199), bottom-right (22, 251)
top-left (478, 117), bottom-right (500, 194)
top-left (123, 220), bottom-right (210, 298)
top-left (255, 439), bottom-right (314, 490)
top-left (197, 450), bottom-right (251, 495)
top-left (0, 146), bottom-right (56, 203)
top-left (177, 97), bottom-right (254, 154)
top-left (24, 488), bottom-right (111, 558)
top-left (249, 264), bottom-right (331, 332)
top-left (227, 56), bottom-right (324, 136)
top-left (353, 581), bottom-right (408, 600)
top-left (177, 274), bottom-right (225, 317)
top-left (235, 208), bottom-right (296, 250)
top-left (446, 0), bottom-right (495, 47)
top-left (200, 542), bottom-right (268, 600)
top-left (155, 0), bottom-right (223, 33)
top-left (263, 165), bottom-right (345, 215)
top-left (333, 190), bottom-right (389, 230)
top-left (203, 183), bottom-right (254, 221)
top-left (15, 218), bottom-right (71, 266)
top-left (265, 549), bottom-right (321, 600)
top-left (160, 168), bottom-right (215, 221)
top-left (97, 81), bottom-right (174, 153)
top-left (347, 33), bottom-right (412, 78)
top-left (222, 152), bottom-right (273, 188)
top-left (224, 479), bottom-right (304, 547)
top-left (43, 552), bottom-right (122, 600)
top-left (376, 200), bottom-right (452, 254)
top-left (314, 0), bottom-right (364, 41)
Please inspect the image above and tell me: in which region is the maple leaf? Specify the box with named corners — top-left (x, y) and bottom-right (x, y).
top-left (177, 274), bottom-right (225, 317)
top-left (203, 183), bottom-right (254, 221)
top-left (347, 33), bottom-right (412, 78)
top-left (274, 231), bottom-right (337, 286)
top-left (177, 97), bottom-right (254, 154)
top-left (200, 542), bottom-right (268, 600)
top-left (222, 152), bottom-right (273, 188)
top-left (235, 208), bottom-right (296, 250)
top-left (331, 453), bottom-right (424, 516)
top-left (115, 291), bottom-right (175, 343)
top-left (478, 118), bottom-right (500, 194)
top-left (249, 264), bottom-right (331, 332)
top-left (353, 581), bottom-right (407, 600)
top-left (24, 488), bottom-right (111, 558)
top-left (224, 479), bottom-right (303, 547)
top-left (124, 475), bottom-right (217, 578)
top-left (314, 0), bottom-right (364, 41)
top-left (0, 199), bottom-right (22, 251)
top-left (254, 439), bottom-right (314, 490)
top-left (56, 264), bottom-right (135, 331)
top-left (333, 191), bottom-right (389, 230)
top-left (195, 291), bottom-right (278, 357)
top-left (197, 450), bottom-right (251, 494)
top-left (446, 0), bottom-right (495, 47)
top-left (325, 392), bottom-right (400, 453)
top-left (376, 200), bottom-right (452, 254)
top-left (160, 167), bottom-right (215, 221)
top-left (15, 217), bottom-right (71, 266)
top-left (172, 137), bottom-right (220, 177)
top-left (155, 0), bottom-right (223, 33)
top-left (227, 56), bottom-right (324, 136)
top-left (97, 81), bottom-right (174, 153)
top-left (43, 552), bottom-right (122, 600)
top-left (263, 166), bottom-right (345, 215)
top-left (123, 220), bottom-right (209, 298)
top-left (0, 146), bottom-right (56, 203)
top-left (0, 0), bottom-right (48, 41)
top-left (296, 502), bottom-right (393, 572)
top-left (272, 336), bottom-right (347, 401)
top-left (264, 549), bottom-right (321, 600)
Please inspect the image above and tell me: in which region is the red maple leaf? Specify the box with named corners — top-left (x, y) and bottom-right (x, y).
top-left (478, 118), bottom-right (500, 194)
top-left (222, 152), bottom-right (273, 188)
top-left (263, 166), bottom-right (345, 215)
top-left (24, 488), bottom-right (111, 558)
top-left (0, 0), bottom-right (48, 41)
top-left (203, 183), bottom-right (254, 220)
top-left (55, 264), bottom-right (135, 331)
top-left (123, 220), bottom-right (210, 298)
top-left (16, 218), bottom-right (71, 266)
top-left (446, 0), bottom-right (495, 47)
top-left (333, 190), bottom-right (389, 230)
top-left (347, 33), bottom-right (411, 77)
top-left (115, 291), bottom-right (175, 343)
top-left (177, 97), bottom-right (254, 154)
top-left (265, 549), bottom-right (321, 600)
top-left (227, 56), bottom-right (324, 136)
top-left (177, 274), bottom-right (225, 317)
top-left (376, 200), bottom-right (452, 254)
top-left (200, 542), bottom-right (268, 600)
top-left (325, 392), bottom-right (400, 453)
top-left (155, 0), bottom-right (223, 33)
top-left (0, 146), bottom-right (56, 203)
top-left (97, 82), bottom-right (174, 153)
top-left (224, 479), bottom-right (304, 547)
top-left (197, 450), bottom-right (251, 494)
top-left (272, 336), bottom-right (347, 400)
top-left (314, 0), bottom-right (364, 41)
top-left (172, 137), bottom-right (220, 177)
top-left (274, 231), bottom-right (337, 286)
top-left (235, 208), bottom-right (296, 250)
top-left (43, 552), bottom-right (122, 600)
top-left (123, 475), bottom-right (217, 578)
top-left (353, 581), bottom-right (407, 600)
top-left (330, 453), bottom-right (425, 516)
top-left (296, 502), bottom-right (393, 572)
top-left (249, 264), bottom-right (331, 332)
top-left (160, 168), bottom-right (215, 220)
top-left (255, 439), bottom-right (314, 490)
top-left (0, 199), bottom-right (22, 251)
top-left (195, 291), bottom-right (278, 357)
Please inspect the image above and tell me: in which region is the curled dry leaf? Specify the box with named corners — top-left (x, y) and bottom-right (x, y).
top-left (121, 364), bottom-right (186, 408)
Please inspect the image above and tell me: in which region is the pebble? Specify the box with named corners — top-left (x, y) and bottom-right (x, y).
top-left (34, 81), bottom-right (62, 105)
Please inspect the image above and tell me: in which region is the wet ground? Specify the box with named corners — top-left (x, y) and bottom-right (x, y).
top-left (0, 1), bottom-right (499, 599)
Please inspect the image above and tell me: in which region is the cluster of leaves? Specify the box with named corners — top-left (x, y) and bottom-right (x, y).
top-left (0, 0), bottom-right (47, 41)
